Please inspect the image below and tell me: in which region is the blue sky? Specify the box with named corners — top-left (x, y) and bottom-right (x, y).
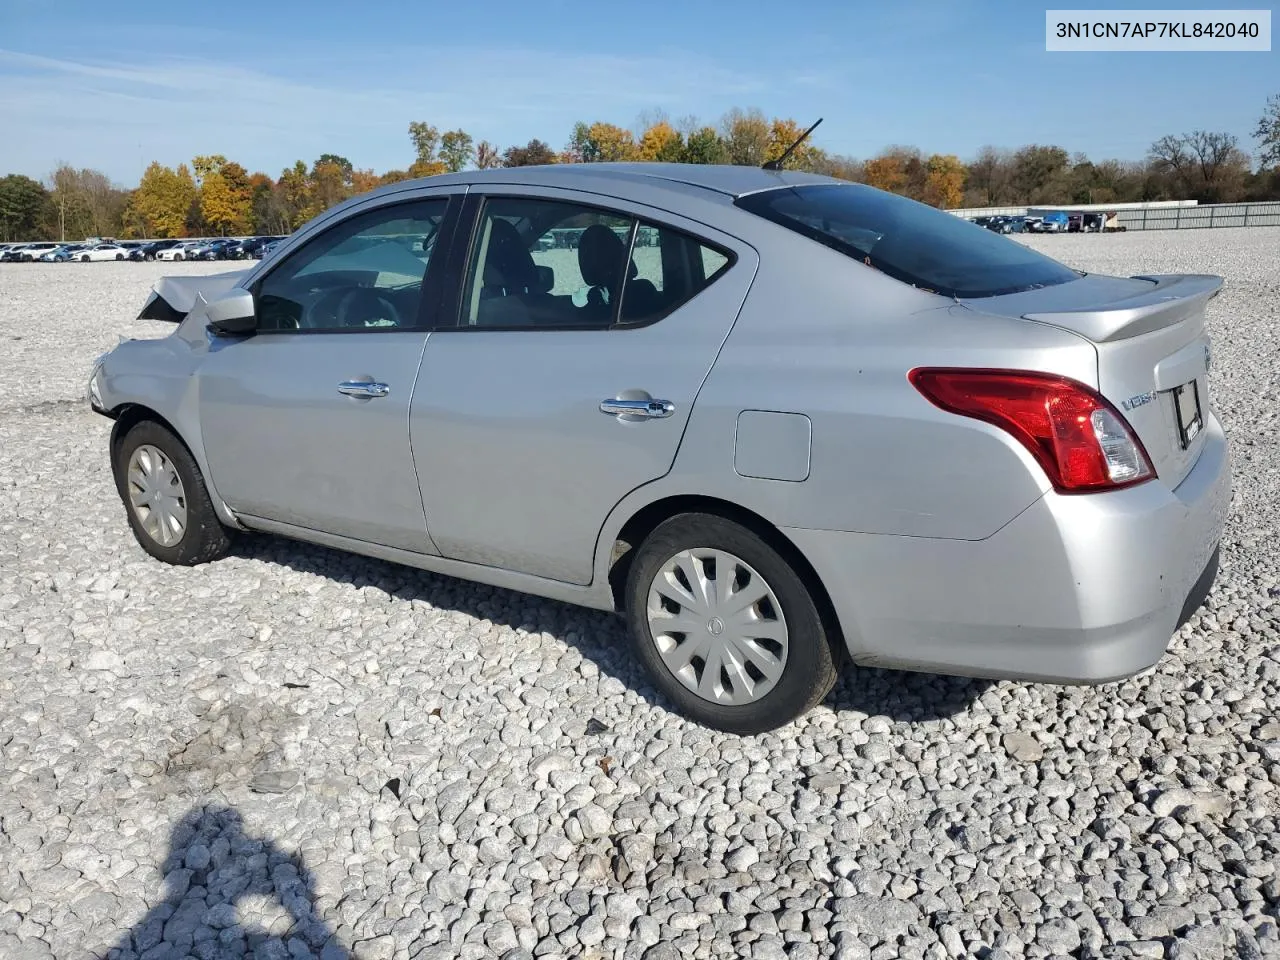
top-left (1, 0), bottom-right (1274, 184)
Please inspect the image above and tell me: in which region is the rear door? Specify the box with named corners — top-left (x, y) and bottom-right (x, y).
top-left (409, 187), bottom-right (757, 584)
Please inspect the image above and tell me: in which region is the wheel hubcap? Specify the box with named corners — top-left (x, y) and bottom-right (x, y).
top-left (646, 549), bottom-right (789, 706)
top-left (126, 445), bottom-right (187, 547)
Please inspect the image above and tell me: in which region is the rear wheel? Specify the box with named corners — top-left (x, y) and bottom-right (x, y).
top-left (80, 255), bottom-right (90, 262)
top-left (624, 513), bottom-right (838, 734)
top-left (113, 420), bottom-right (234, 565)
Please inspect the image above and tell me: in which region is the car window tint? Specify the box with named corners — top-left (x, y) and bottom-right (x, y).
top-left (735, 183), bottom-right (1080, 299)
top-left (463, 198), bottom-right (633, 329)
top-left (616, 221), bottom-right (733, 325)
top-left (255, 199), bottom-right (447, 332)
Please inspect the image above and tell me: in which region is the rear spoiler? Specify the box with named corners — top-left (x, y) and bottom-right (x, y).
top-left (1022, 274), bottom-right (1223, 343)
top-left (136, 269), bottom-right (250, 323)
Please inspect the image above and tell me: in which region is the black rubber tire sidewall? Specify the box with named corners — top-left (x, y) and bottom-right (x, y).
top-left (113, 420), bottom-right (233, 566)
top-left (625, 512), bottom-right (837, 735)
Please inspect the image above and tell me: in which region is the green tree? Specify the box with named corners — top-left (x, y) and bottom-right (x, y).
top-left (681, 127), bottom-right (727, 165)
top-left (1009, 145), bottom-right (1070, 203)
top-left (316, 153), bottom-right (353, 178)
top-left (408, 122), bottom-right (441, 165)
top-left (0, 174), bottom-right (51, 240)
top-left (503, 139), bottom-right (558, 167)
top-left (439, 130), bottom-right (475, 172)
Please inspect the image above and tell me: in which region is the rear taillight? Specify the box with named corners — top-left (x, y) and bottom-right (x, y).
top-left (909, 368), bottom-right (1154, 493)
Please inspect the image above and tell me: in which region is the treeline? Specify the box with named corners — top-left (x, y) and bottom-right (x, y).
top-left (3, 95), bottom-right (1278, 242)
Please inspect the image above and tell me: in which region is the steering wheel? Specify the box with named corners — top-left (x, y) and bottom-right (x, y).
top-left (335, 287), bottom-right (403, 328)
top-left (302, 287), bottom-right (403, 329)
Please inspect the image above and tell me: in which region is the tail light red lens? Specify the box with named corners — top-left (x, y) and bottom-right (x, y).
top-left (909, 368), bottom-right (1155, 493)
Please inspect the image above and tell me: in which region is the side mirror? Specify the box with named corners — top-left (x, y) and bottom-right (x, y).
top-left (207, 289), bottom-right (257, 336)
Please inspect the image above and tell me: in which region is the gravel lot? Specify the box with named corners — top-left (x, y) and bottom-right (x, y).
top-left (1, 229), bottom-right (1278, 960)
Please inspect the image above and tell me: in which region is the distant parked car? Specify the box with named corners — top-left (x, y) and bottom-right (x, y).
top-left (253, 238), bottom-right (286, 259)
top-left (1, 244), bottom-right (30, 262)
top-left (76, 243), bottom-right (130, 262)
top-left (131, 240), bottom-right (183, 262)
top-left (157, 242), bottom-right (200, 261)
top-left (91, 163), bottom-right (1228, 733)
top-left (198, 239), bottom-right (241, 261)
top-left (1039, 212), bottom-right (1070, 233)
top-left (40, 244), bottom-right (86, 262)
top-left (18, 242), bottom-right (60, 261)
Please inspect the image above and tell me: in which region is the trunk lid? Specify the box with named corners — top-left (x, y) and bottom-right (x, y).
top-left (965, 273), bottom-right (1222, 490)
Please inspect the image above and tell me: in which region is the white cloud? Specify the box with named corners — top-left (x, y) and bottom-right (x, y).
top-left (0, 46), bottom-right (771, 182)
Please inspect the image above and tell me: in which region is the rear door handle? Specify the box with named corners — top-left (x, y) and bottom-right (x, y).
top-left (337, 380), bottom-right (390, 399)
top-left (599, 398), bottom-right (675, 419)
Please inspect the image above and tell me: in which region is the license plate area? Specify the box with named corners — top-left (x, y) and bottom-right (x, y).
top-left (1172, 379), bottom-right (1202, 449)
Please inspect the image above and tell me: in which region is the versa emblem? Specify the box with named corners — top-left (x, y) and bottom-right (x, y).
top-left (1121, 391), bottom-right (1157, 411)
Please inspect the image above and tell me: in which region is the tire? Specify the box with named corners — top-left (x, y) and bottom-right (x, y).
top-left (115, 253), bottom-right (124, 260)
top-left (113, 420), bottom-right (234, 566)
top-left (624, 512), bottom-right (838, 734)
top-left (81, 255), bottom-right (90, 262)
top-left (174, 253), bottom-right (183, 261)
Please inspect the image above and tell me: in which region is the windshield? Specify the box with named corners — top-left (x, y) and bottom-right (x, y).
top-left (735, 183), bottom-right (1081, 298)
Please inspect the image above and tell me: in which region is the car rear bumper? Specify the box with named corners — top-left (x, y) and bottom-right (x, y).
top-left (785, 411), bottom-right (1230, 683)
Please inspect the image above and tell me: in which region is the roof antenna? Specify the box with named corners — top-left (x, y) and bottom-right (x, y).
top-left (763, 117), bottom-right (823, 171)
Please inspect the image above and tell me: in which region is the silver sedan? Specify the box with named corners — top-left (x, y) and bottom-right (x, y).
top-left (92, 163), bottom-right (1229, 733)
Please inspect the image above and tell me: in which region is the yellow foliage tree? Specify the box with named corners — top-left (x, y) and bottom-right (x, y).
top-left (132, 161), bottom-right (198, 237)
top-left (923, 154), bottom-right (966, 209)
top-left (201, 174), bottom-right (252, 235)
top-left (765, 118), bottom-right (818, 170)
top-left (584, 122), bottom-right (638, 162)
top-left (638, 121), bottom-right (683, 162)
top-left (721, 108), bottom-right (770, 166)
top-left (408, 159), bottom-right (448, 179)
top-left (350, 169), bottom-right (382, 195)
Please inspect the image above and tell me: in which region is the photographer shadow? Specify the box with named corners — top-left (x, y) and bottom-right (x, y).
top-left (106, 805), bottom-right (344, 960)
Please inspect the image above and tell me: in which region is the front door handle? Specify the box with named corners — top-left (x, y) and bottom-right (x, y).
top-left (337, 380), bottom-right (390, 399)
top-left (599, 398), bottom-right (675, 419)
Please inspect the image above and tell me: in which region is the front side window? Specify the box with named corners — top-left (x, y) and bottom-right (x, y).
top-left (461, 198), bottom-right (734, 329)
top-left (735, 184), bottom-right (1081, 299)
top-left (255, 199), bottom-right (447, 332)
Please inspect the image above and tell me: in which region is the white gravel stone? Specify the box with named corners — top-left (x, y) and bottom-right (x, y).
top-left (1, 234), bottom-right (1279, 958)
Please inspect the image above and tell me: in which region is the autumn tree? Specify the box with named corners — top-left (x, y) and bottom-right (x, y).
top-left (765, 118), bottom-right (819, 170)
top-left (570, 122), bottom-right (638, 162)
top-left (277, 161), bottom-right (312, 230)
top-left (439, 130), bottom-right (475, 172)
top-left (503, 139), bottom-right (558, 167)
top-left (475, 141), bottom-right (502, 169)
top-left (350, 169), bottom-right (382, 196)
top-left (863, 154), bottom-right (906, 194)
top-left (131, 162), bottom-right (198, 238)
top-left (922, 154), bottom-right (965, 208)
top-left (637, 121), bottom-right (683, 162)
top-left (408, 123), bottom-right (440, 165)
top-left (721, 108), bottom-right (771, 166)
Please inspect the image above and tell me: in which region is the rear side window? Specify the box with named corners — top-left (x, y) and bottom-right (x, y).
top-left (735, 184), bottom-right (1080, 299)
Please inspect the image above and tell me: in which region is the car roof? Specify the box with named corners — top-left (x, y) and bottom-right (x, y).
top-left (371, 163), bottom-right (840, 202)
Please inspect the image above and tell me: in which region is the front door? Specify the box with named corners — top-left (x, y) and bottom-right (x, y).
top-left (199, 194), bottom-right (456, 552)
top-left (410, 189), bottom-right (757, 584)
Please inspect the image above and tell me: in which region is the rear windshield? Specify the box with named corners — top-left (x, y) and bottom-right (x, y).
top-left (735, 183), bottom-right (1081, 299)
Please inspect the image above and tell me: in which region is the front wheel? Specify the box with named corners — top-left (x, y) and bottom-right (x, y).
top-left (113, 420), bottom-right (234, 565)
top-left (173, 253), bottom-right (183, 261)
top-left (624, 513), bottom-right (838, 734)
top-left (81, 255), bottom-right (90, 262)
